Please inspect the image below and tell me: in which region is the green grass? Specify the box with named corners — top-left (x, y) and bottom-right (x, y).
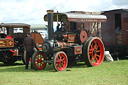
top-left (0, 60), bottom-right (128, 85)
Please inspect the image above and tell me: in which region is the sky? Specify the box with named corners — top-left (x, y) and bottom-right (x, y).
top-left (0, 0), bottom-right (128, 25)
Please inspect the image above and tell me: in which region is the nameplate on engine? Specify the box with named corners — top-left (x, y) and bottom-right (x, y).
top-left (74, 46), bottom-right (82, 55)
top-left (68, 34), bottom-right (76, 42)
top-left (0, 39), bottom-right (14, 48)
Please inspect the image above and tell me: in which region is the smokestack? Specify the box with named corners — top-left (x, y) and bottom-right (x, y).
top-left (47, 10), bottom-right (54, 40)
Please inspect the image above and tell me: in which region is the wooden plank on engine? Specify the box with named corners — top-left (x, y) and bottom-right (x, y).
top-left (0, 39), bottom-right (14, 48)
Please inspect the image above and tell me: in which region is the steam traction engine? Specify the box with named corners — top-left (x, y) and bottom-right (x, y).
top-left (32, 10), bottom-right (107, 71)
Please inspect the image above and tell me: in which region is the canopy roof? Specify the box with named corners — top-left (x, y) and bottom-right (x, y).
top-left (30, 24), bottom-right (47, 30)
top-left (0, 23), bottom-right (30, 27)
top-left (44, 12), bottom-right (107, 22)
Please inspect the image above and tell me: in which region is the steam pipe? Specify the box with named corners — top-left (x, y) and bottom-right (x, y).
top-left (47, 10), bottom-right (54, 40)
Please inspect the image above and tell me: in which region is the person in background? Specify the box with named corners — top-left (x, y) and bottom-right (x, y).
top-left (24, 32), bottom-right (35, 69)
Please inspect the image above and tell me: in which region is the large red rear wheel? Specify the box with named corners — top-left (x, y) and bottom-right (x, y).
top-left (53, 51), bottom-right (68, 71)
top-left (83, 37), bottom-right (104, 67)
top-left (32, 51), bottom-right (47, 70)
top-left (22, 48), bottom-right (32, 65)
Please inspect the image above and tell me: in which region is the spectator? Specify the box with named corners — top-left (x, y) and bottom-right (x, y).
top-left (24, 32), bottom-right (35, 69)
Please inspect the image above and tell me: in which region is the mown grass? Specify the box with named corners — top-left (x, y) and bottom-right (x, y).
top-left (0, 60), bottom-right (128, 85)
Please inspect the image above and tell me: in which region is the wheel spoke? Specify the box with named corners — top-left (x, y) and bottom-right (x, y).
top-left (89, 52), bottom-right (93, 54)
top-left (40, 62), bottom-right (44, 65)
top-left (36, 56), bottom-right (39, 60)
top-left (90, 44), bottom-right (93, 48)
top-left (58, 55), bottom-right (60, 57)
top-left (96, 54), bottom-right (100, 57)
top-left (92, 59), bottom-right (96, 63)
top-left (59, 64), bottom-right (62, 68)
top-left (89, 49), bottom-right (93, 56)
top-left (56, 60), bottom-right (61, 63)
top-left (94, 54), bottom-right (98, 61)
top-left (94, 42), bottom-right (98, 50)
top-left (96, 50), bottom-right (100, 53)
top-left (35, 61), bottom-right (39, 65)
top-left (91, 56), bottom-right (94, 62)
top-left (56, 63), bottom-right (59, 67)
top-left (61, 57), bottom-right (64, 60)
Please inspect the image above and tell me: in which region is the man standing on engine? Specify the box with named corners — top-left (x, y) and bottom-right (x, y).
top-left (24, 32), bottom-right (35, 69)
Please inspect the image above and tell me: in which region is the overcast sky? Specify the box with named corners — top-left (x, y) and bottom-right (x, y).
top-left (0, 0), bottom-right (128, 24)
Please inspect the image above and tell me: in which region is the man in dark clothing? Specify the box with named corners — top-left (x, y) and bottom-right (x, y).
top-left (24, 32), bottom-right (35, 69)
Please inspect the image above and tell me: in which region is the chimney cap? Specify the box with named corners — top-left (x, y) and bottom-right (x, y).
top-left (47, 10), bottom-right (54, 13)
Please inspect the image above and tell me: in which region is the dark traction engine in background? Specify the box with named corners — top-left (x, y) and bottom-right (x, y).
top-left (0, 23), bottom-right (30, 65)
top-left (32, 10), bottom-right (107, 71)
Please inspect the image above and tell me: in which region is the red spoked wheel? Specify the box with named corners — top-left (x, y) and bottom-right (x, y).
top-left (83, 37), bottom-right (104, 67)
top-left (32, 51), bottom-right (47, 70)
top-left (53, 51), bottom-right (68, 71)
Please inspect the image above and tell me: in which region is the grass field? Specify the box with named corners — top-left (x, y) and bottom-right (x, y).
top-left (0, 60), bottom-right (128, 85)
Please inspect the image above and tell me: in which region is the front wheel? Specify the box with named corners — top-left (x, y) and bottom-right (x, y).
top-left (3, 51), bottom-right (16, 65)
top-left (83, 37), bottom-right (104, 67)
top-left (22, 47), bottom-right (26, 64)
top-left (53, 51), bottom-right (68, 71)
top-left (32, 51), bottom-right (47, 70)
top-left (3, 59), bottom-right (16, 65)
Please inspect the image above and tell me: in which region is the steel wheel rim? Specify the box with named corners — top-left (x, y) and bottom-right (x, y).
top-left (35, 53), bottom-right (46, 70)
top-left (55, 52), bottom-right (68, 71)
top-left (88, 38), bottom-right (104, 66)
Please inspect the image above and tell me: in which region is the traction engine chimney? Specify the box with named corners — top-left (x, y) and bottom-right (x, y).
top-left (47, 10), bottom-right (54, 40)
